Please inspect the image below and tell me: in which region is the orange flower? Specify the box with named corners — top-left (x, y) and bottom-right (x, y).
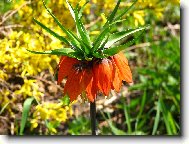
top-left (58, 52), bottom-right (132, 102)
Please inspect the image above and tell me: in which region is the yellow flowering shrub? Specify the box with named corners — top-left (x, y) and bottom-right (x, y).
top-left (30, 102), bottom-right (73, 134)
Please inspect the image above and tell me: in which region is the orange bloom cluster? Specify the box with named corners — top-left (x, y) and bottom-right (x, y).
top-left (57, 52), bottom-right (132, 102)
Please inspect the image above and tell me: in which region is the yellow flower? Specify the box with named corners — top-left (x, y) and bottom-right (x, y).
top-left (30, 102), bottom-right (73, 132)
top-left (133, 10), bottom-right (145, 26)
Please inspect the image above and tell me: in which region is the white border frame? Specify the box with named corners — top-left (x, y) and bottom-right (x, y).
top-left (0, 0), bottom-right (187, 144)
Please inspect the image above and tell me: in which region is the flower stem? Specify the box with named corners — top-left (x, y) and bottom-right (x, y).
top-left (90, 101), bottom-right (96, 135)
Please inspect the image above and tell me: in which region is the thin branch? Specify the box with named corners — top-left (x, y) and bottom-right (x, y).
top-left (126, 41), bottom-right (160, 51)
top-left (0, 1), bottom-right (31, 25)
top-left (0, 24), bottom-right (23, 30)
top-left (30, 75), bottom-right (63, 91)
top-left (85, 17), bottom-right (101, 29)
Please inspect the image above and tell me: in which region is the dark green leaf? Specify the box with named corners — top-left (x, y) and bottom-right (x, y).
top-left (75, 8), bottom-right (92, 48)
top-left (99, 35), bottom-right (110, 50)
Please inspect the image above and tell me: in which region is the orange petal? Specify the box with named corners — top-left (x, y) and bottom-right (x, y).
top-left (64, 69), bottom-right (84, 101)
top-left (64, 68), bottom-right (94, 102)
top-left (113, 52), bottom-right (133, 83)
top-left (111, 58), bottom-right (122, 92)
top-left (57, 56), bottom-right (79, 84)
top-left (93, 59), bottom-right (112, 96)
top-left (86, 72), bottom-right (98, 102)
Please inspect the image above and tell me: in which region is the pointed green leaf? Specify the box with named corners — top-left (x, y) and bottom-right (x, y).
top-left (19, 97), bottom-right (35, 135)
top-left (66, 0), bottom-right (76, 21)
top-left (66, 1), bottom-right (91, 48)
top-left (66, 29), bottom-right (82, 50)
top-left (99, 35), bottom-right (110, 50)
top-left (94, 0), bottom-right (121, 49)
top-left (102, 0), bottom-right (121, 30)
top-left (103, 30), bottom-right (145, 56)
top-left (111, 18), bottom-right (127, 25)
top-left (92, 52), bottom-right (106, 58)
top-left (42, 0), bottom-right (83, 50)
top-left (75, 7), bottom-right (92, 48)
top-left (33, 18), bottom-right (69, 45)
top-left (92, 26), bottom-right (111, 52)
top-left (92, 5), bottom-right (144, 53)
top-left (107, 0), bottom-right (121, 24)
top-left (67, 29), bottom-right (91, 56)
top-left (41, 1), bottom-right (84, 53)
top-left (105, 25), bottom-right (150, 48)
top-left (78, 0), bottom-right (90, 19)
top-left (27, 48), bottom-right (81, 58)
top-left (42, 0), bottom-right (69, 34)
top-left (115, 0), bottom-right (138, 21)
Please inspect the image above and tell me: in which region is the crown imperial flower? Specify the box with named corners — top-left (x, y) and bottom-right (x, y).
top-left (58, 52), bottom-right (132, 102)
top-left (28, 0), bottom-right (149, 102)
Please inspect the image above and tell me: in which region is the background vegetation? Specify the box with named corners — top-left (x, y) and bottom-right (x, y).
top-left (0, 0), bottom-right (180, 135)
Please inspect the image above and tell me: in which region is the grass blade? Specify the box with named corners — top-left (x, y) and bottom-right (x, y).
top-left (0, 102), bottom-right (10, 115)
top-left (135, 89), bottom-right (146, 131)
top-left (159, 97), bottom-right (173, 135)
top-left (152, 97), bottom-right (161, 135)
top-left (122, 98), bottom-right (132, 134)
top-left (101, 111), bottom-right (126, 135)
top-left (19, 97), bottom-right (35, 135)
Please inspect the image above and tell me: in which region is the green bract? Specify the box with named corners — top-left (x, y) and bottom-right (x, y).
top-left (28, 0), bottom-right (149, 60)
